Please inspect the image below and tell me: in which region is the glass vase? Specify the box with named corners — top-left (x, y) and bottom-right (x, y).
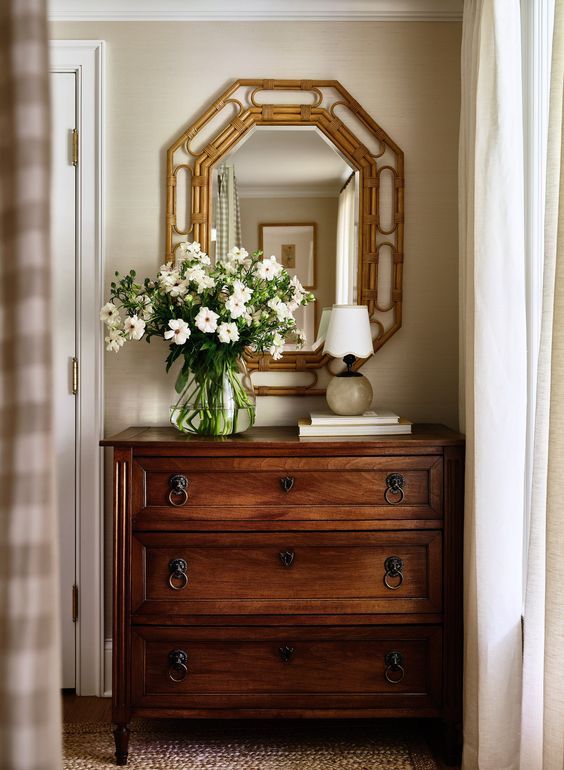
top-left (170, 357), bottom-right (256, 436)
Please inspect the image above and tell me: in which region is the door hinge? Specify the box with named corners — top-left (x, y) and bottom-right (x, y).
top-left (72, 584), bottom-right (79, 623)
top-left (72, 356), bottom-right (78, 395)
top-left (72, 128), bottom-right (78, 166)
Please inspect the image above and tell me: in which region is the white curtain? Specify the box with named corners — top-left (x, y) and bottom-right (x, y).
top-left (521, 2), bottom-right (564, 768)
top-left (459, 2), bottom-right (527, 769)
top-left (335, 174), bottom-right (356, 304)
top-left (0, 0), bottom-right (62, 768)
top-left (215, 163), bottom-right (242, 261)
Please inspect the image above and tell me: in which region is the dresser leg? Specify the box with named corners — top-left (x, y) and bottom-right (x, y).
top-left (113, 723), bottom-right (130, 766)
top-left (442, 720), bottom-right (462, 766)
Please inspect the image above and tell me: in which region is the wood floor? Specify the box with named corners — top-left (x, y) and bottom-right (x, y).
top-left (62, 692), bottom-right (460, 769)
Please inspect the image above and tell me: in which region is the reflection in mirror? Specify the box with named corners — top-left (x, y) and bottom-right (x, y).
top-left (210, 127), bottom-right (358, 351)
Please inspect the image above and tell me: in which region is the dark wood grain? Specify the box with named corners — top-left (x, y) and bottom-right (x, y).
top-left (131, 625), bottom-right (442, 712)
top-left (102, 424), bottom-right (464, 451)
top-left (105, 426), bottom-right (463, 766)
top-left (131, 530), bottom-right (442, 616)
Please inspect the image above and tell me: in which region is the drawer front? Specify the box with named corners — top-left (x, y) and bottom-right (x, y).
top-left (132, 531), bottom-right (442, 617)
top-left (132, 455), bottom-right (443, 526)
top-left (131, 625), bottom-right (442, 712)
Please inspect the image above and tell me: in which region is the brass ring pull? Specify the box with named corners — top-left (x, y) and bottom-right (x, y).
top-left (385, 473), bottom-right (405, 505)
top-left (168, 649), bottom-right (188, 682)
top-left (280, 476), bottom-right (295, 493)
top-left (383, 556), bottom-right (404, 590)
top-left (384, 651), bottom-right (405, 684)
top-left (279, 550), bottom-right (295, 568)
top-left (168, 474), bottom-right (189, 507)
top-left (168, 558), bottom-right (188, 590)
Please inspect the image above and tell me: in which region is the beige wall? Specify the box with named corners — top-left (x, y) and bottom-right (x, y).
top-left (239, 195), bottom-right (338, 343)
top-left (51, 20), bottom-right (462, 632)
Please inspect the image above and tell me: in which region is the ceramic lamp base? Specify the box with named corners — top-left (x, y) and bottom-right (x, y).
top-left (326, 373), bottom-right (373, 416)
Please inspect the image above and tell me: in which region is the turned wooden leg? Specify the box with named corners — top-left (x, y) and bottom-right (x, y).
top-left (113, 723), bottom-right (130, 766)
top-left (442, 720), bottom-right (462, 766)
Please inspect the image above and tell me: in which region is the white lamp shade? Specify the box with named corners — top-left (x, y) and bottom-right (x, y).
top-left (323, 304), bottom-right (374, 358)
top-left (311, 307), bottom-right (333, 351)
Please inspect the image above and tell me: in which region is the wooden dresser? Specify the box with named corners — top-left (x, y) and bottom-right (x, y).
top-left (102, 425), bottom-right (464, 766)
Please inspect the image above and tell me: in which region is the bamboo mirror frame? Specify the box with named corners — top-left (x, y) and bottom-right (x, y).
top-left (166, 79), bottom-right (404, 396)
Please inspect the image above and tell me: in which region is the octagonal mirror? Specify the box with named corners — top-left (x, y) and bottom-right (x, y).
top-left (166, 79), bottom-right (404, 396)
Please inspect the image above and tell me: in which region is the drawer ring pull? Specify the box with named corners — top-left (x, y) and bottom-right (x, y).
top-left (384, 651), bottom-right (405, 684)
top-left (168, 474), bottom-right (189, 506)
top-left (280, 476), bottom-right (295, 493)
top-left (168, 558), bottom-right (188, 590)
top-left (168, 649), bottom-right (188, 682)
top-left (383, 556), bottom-right (404, 590)
top-left (279, 550), bottom-right (295, 568)
top-left (385, 473), bottom-right (405, 505)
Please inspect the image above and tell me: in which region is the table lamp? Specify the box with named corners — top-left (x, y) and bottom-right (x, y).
top-left (323, 304), bottom-right (374, 415)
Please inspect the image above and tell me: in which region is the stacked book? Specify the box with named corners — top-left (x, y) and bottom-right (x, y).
top-left (298, 409), bottom-right (412, 437)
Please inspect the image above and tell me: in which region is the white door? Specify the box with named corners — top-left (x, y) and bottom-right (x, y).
top-left (50, 71), bottom-right (78, 689)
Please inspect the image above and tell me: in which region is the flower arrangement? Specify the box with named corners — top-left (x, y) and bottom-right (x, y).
top-left (100, 242), bottom-right (314, 435)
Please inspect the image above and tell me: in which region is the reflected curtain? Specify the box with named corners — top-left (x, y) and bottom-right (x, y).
top-left (459, 1), bottom-right (527, 768)
top-left (335, 174), bottom-right (356, 304)
top-left (216, 163), bottom-right (242, 261)
top-left (0, 1), bottom-right (62, 768)
top-left (520, 2), bottom-right (564, 768)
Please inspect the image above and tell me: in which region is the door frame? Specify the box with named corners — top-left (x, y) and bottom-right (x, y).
top-left (50, 40), bottom-right (105, 696)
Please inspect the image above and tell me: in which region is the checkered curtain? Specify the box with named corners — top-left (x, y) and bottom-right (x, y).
top-left (0, 1), bottom-right (62, 768)
top-left (215, 163), bottom-right (242, 261)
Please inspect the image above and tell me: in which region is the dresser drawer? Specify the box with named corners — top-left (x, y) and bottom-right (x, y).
top-left (132, 455), bottom-right (443, 525)
top-left (131, 531), bottom-right (442, 617)
top-left (131, 625), bottom-right (442, 714)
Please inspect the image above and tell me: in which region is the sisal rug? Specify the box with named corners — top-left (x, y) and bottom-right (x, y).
top-left (63, 719), bottom-right (438, 769)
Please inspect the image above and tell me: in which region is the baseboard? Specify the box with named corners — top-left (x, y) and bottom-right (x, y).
top-left (103, 638), bottom-right (112, 697)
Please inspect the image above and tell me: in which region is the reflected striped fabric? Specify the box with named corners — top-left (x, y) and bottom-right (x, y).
top-left (215, 163), bottom-right (242, 261)
top-left (0, 1), bottom-right (62, 768)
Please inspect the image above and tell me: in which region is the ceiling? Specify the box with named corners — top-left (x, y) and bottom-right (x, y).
top-left (48, 0), bottom-right (463, 21)
top-left (220, 128), bottom-right (353, 198)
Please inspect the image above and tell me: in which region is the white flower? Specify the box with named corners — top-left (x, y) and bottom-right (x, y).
top-left (269, 331), bottom-right (285, 360)
top-left (226, 294), bottom-right (247, 319)
top-left (185, 265), bottom-right (215, 293)
top-left (123, 314), bottom-right (146, 340)
top-left (289, 275), bottom-right (305, 309)
top-left (169, 275), bottom-right (190, 297)
top-left (220, 259), bottom-right (238, 275)
top-left (227, 246), bottom-right (249, 263)
top-left (100, 302), bottom-right (121, 327)
top-left (105, 327), bottom-right (126, 352)
top-left (159, 262), bottom-right (175, 276)
top-left (195, 306), bottom-right (219, 333)
top-left (217, 322), bottom-right (240, 344)
top-left (242, 311), bottom-right (253, 326)
top-left (231, 280), bottom-right (253, 303)
top-left (178, 241), bottom-right (211, 265)
top-left (256, 255), bottom-right (283, 281)
top-left (163, 318), bottom-right (191, 345)
top-left (267, 296), bottom-right (291, 321)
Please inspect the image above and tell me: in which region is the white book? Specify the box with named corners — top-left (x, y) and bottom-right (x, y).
top-left (298, 418), bottom-right (412, 437)
top-left (309, 409), bottom-right (400, 426)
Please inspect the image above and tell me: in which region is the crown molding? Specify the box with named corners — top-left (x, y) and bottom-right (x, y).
top-left (48, 0), bottom-right (463, 22)
top-left (239, 186), bottom-right (339, 199)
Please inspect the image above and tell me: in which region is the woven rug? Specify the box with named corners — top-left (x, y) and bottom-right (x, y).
top-left (63, 720), bottom-right (438, 769)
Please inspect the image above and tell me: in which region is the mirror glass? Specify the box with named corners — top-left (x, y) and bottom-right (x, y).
top-left (210, 126), bottom-right (358, 352)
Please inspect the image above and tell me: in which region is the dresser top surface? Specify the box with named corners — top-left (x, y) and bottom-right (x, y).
top-left (101, 424), bottom-right (464, 451)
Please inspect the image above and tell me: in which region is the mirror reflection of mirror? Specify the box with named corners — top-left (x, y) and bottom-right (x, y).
top-left (210, 127), bottom-right (359, 352)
